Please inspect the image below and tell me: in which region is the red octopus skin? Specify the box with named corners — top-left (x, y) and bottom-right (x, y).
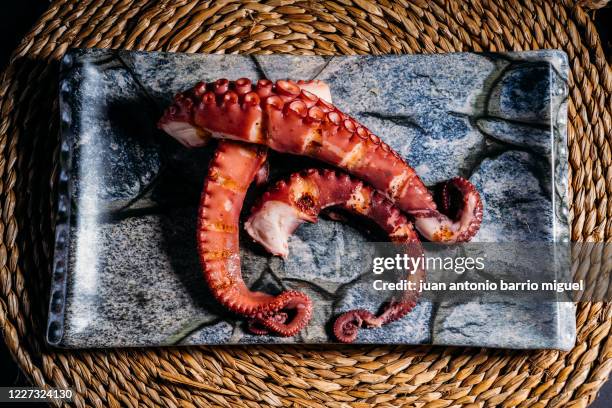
top-left (198, 141), bottom-right (312, 336)
top-left (159, 78), bottom-right (483, 243)
top-left (188, 80), bottom-right (333, 337)
top-left (245, 168), bottom-right (425, 343)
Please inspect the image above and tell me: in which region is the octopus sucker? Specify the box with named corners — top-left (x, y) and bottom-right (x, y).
top-left (246, 169), bottom-right (424, 342)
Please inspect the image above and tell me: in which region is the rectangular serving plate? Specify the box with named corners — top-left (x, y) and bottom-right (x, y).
top-left (48, 48), bottom-right (574, 349)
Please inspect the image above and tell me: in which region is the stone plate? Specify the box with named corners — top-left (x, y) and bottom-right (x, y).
top-left (47, 49), bottom-right (574, 349)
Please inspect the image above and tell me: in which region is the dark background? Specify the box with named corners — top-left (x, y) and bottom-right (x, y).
top-left (0, 1), bottom-right (610, 407)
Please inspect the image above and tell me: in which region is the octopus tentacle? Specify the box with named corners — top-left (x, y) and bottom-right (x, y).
top-left (159, 79), bottom-right (483, 243)
top-left (189, 80), bottom-right (333, 337)
top-left (198, 141), bottom-right (313, 336)
top-left (245, 169), bottom-right (424, 342)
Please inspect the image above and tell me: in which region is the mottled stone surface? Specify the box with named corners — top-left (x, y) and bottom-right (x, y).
top-left (470, 151), bottom-right (552, 242)
top-left (50, 49), bottom-right (572, 349)
top-left (476, 118), bottom-right (551, 155)
top-left (488, 64), bottom-right (553, 124)
top-left (64, 57), bottom-right (162, 212)
top-left (433, 302), bottom-right (563, 349)
top-left (253, 55), bottom-right (332, 82)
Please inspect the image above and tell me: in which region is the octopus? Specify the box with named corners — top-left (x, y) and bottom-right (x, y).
top-left (158, 78), bottom-right (483, 342)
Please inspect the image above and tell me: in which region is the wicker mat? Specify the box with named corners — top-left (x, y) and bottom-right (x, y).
top-left (1, 0), bottom-right (611, 407)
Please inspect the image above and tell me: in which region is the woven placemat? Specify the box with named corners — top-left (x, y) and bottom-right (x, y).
top-left (1, 1), bottom-right (611, 407)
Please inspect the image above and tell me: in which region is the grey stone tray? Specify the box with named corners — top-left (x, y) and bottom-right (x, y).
top-left (47, 49), bottom-right (574, 349)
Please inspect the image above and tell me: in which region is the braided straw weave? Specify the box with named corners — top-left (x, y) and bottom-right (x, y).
top-left (1, 0), bottom-right (611, 407)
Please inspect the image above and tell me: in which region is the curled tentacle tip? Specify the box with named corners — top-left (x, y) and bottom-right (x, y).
top-left (445, 177), bottom-right (483, 242)
top-left (254, 304), bottom-right (312, 337)
top-left (333, 311), bottom-right (366, 343)
top-left (417, 176), bottom-right (483, 243)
